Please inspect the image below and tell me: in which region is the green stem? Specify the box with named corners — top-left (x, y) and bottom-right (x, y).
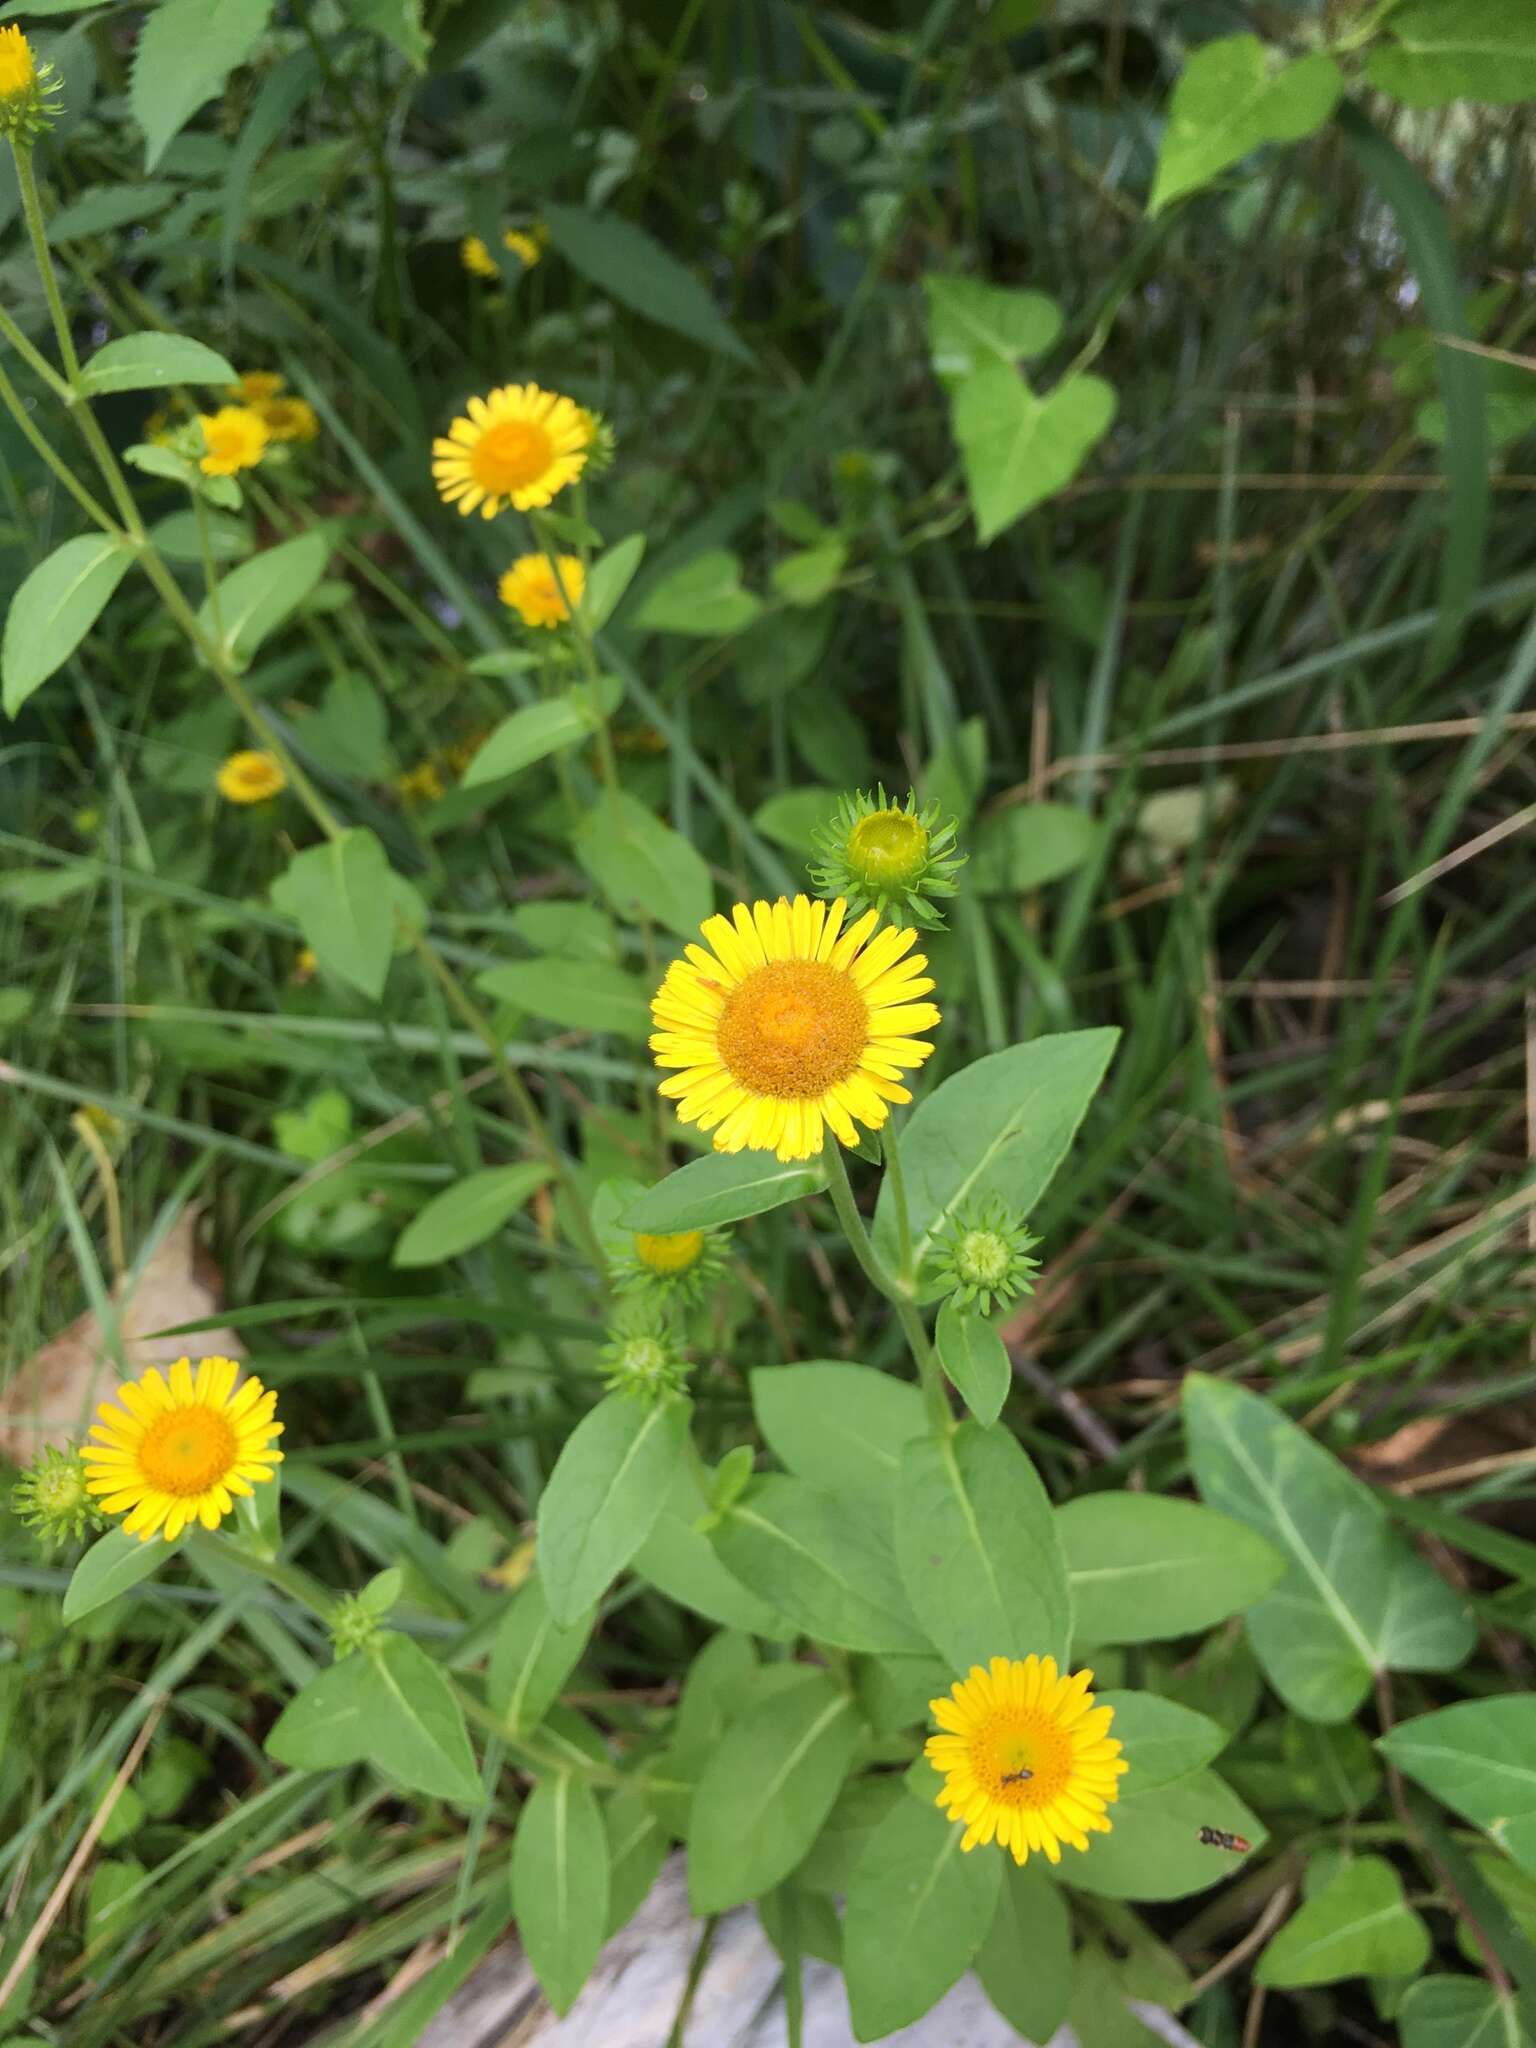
top-left (194, 1532), bottom-right (337, 1622)
top-left (821, 1136), bottom-right (949, 1430)
top-left (881, 1122), bottom-right (915, 1288)
top-left (412, 935), bottom-right (608, 1278)
top-left (0, 350), bottom-right (120, 532)
top-left (191, 486), bottom-right (225, 641)
top-left (529, 509), bottom-right (622, 803)
top-left (12, 140), bottom-right (80, 382)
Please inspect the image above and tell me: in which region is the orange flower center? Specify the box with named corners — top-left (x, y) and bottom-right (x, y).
top-left (969, 1706), bottom-right (1076, 1809)
top-left (634, 1229), bottom-right (704, 1275)
top-left (207, 424), bottom-right (252, 464)
top-left (472, 418), bottom-right (553, 491)
top-left (137, 1405), bottom-right (238, 1496)
top-left (716, 960), bottom-right (868, 1099)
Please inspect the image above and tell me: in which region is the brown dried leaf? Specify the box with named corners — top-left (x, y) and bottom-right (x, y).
top-left (0, 1207), bottom-right (244, 1465)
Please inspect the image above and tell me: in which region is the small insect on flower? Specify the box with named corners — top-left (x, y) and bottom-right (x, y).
top-left (926, 1654), bottom-right (1127, 1867)
top-left (1197, 1826), bottom-right (1252, 1854)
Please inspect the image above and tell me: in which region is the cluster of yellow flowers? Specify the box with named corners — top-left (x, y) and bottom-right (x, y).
top-left (461, 224), bottom-right (546, 278)
top-left (187, 371), bottom-right (318, 478)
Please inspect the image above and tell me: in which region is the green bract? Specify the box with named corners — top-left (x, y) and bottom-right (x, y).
top-left (809, 786), bottom-right (965, 928)
top-left (931, 1196), bottom-right (1040, 1316)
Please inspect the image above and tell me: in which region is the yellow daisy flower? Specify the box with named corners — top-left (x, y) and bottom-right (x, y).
top-left (431, 382), bottom-right (588, 519)
top-left (228, 371), bottom-right (285, 403)
top-left (81, 1356), bottom-right (284, 1543)
top-left (926, 1655), bottom-right (1128, 1867)
top-left (0, 25), bottom-right (36, 100)
top-left (198, 405), bottom-right (269, 477)
top-left (649, 894), bottom-right (940, 1163)
top-left (217, 750), bottom-right (286, 804)
top-left (499, 551), bottom-right (585, 628)
top-left (461, 227), bottom-right (545, 277)
top-left (258, 396), bottom-right (319, 443)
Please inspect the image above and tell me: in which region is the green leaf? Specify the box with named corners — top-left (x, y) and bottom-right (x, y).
top-left (337, 0), bottom-right (433, 63)
top-left (1068, 1767), bottom-right (1265, 1902)
top-left (342, 0), bottom-right (430, 69)
top-left (952, 361), bottom-right (1116, 542)
top-left (797, 1775), bottom-right (907, 1894)
top-left (634, 549), bottom-right (762, 636)
top-left (1258, 1855), bottom-right (1430, 1987)
top-left (969, 802), bottom-right (1101, 892)
top-left (487, 1576), bottom-right (592, 1737)
top-left (2, 535), bottom-right (134, 716)
top-left (688, 1671), bottom-right (861, 1912)
top-left (392, 1163), bottom-right (554, 1268)
top-left (771, 542), bottom-right (847, 607)
top-left (1379, 1696), bottom-right (1536, 1874)
top-left (1401, 1977), bottom-right (1536, 2048)
top-left (872, 1027), bottom-right (1118, 1285)
top-left (605, 1780), bottom-right (669, 1936)
top-left (1059, 1493), bottom-right (1285, 1647)
top-left (130, 0), bottom-right (274, 171)
top-left (925, 274), bottom-right (1062, 383)
top-left (62, 1529), bottom-right (170, 1624)
top-left (934, 1300), bottom-right (1012, 1427)
top-left (298, 670), bottom-right (392, 781)
top-left (149, 508), bottom-right (252, 565)
top-left (368, 1632), bottom-right (483, 1804)
top-left (543, 202), bottom-right (751, 364)
top-left (753, 786), bottom-right (838, 857)
top-left (630, 1459), bottom-right (795, 1640)
top-left (843, 1797), bottom-right (1000, 2042)
top-left (79, 332), bottom-right (238, 396)
top-left (270, 829), bottom-right (394, 1001)
top-left (537, 1393), bottom-right (692, 1624)
top-left (247, 139), bottom-right (351, 219)
top-left (461, 677), bottom-right (622, 788)
top-left (1366, 1), bottom-right (1536, 107)
top-left (1184, 1375), bottom-right (1476, 1721)
top-left (894, 1423), bottom-right (1070, 1672)
top-left (973, 1859), bottom-right (1073, 2043)
top-left (48, 182), bottom-right (179, 241)
top-left (714, 1476), bottom-right (931, 1654)
top-left (581, 532), bottom-right (646, 631)
top-left (751, 1361), bottom-right (925, 1502)
top-left (1148, 36), bottom-right (1344, 214)
top-left (478, 959), bottom-right (650, 1040)
top-left (1097, 1691), bottom-right (1228, 1793)
top-left (574, 790), bottom-right (712, 939)
top-left (196, 530), bottom-right (330, 667)
top-left (267, 1635), bottom-right (481, 1804)
top-left (622, 1149), bottom-right (824, 1232)
top-left (510, 1774), bottom-right (609, 2015)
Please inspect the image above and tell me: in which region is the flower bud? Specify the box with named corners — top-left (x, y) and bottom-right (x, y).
top-left (810, 787), bottom-right (965, 930)
top-left (0, 27), bottom-right (63, 142)
top-left (601, 1305), bottom-right (690, 1403)
top-left (933, 1198), bottom-right (1039, 1317)
top-left (11, 1446), bottom-right (102, 1549)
